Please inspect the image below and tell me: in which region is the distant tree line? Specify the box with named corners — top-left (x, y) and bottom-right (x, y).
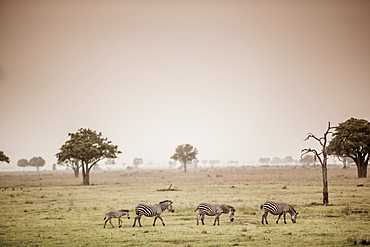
top-left (1, 117), bottom-right (368, 187)
top-left (258, 156), bottom-right (296, 166)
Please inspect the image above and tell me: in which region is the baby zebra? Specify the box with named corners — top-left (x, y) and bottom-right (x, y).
top-left (103, 209), bottom-right (130, 228)
top-left (260, 201), bottom-right (298, 224)
top-left (195, 203), bottom-right (236, 226)
top-left (132, 200), bottom-right (174, 227)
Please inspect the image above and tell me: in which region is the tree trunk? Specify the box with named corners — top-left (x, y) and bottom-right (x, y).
top-left (82, 164), bottom-right (90, 185)
top-left (356, 158), bottom-right (367, 178)
top-left (73, 167), bottom-right (79, 178)
top-left (83, 171), bottom-right (90, 185)
top-left (183, 160), bottom-right (187, 173)
top-left (322, 161), bottom-right (329, 206)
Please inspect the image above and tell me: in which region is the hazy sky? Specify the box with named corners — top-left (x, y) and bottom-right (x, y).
top-left (1, 0), bottom-right (369, 169)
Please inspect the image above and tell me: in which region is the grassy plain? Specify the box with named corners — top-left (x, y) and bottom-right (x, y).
top-left (0, 165), bottom-right (369, 246)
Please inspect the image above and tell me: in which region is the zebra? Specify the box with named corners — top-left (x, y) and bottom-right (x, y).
top-left (260, 201), bottom-right (298, 224)
top-left (103, 209), bottom-right (130, 228)
top-left (195, 203), bottom-right (236, 226)
top-left (132, 200), bottom-right (174, 227)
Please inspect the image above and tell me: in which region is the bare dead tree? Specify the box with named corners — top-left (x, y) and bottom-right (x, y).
top-left (302, 122), bottom-right (335, 206)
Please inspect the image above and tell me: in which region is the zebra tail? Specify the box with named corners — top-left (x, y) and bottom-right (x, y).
top-left (103, 216), bottom-right (106, 220)
top-left (260, 205), bottom-right (263, 209)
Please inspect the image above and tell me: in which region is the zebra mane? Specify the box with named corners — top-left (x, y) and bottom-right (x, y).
top-left (159, 200), bottom-right (172, 204)
top-left (288, 205), bottom-right (297, 214)
top-left (221, 204), bottom-right (235, 213)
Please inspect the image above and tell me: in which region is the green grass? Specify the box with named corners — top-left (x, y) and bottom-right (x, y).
top-left (0, 166), bottom-right (369, 246)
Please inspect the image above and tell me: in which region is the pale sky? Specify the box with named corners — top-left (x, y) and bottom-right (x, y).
top-left (0, 0), bottom-right (369, 170)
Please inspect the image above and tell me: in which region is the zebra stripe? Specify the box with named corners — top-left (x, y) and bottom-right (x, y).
top-left (132, 200), bottom-right (174, 227)
top-left (195, 203), bottom-right (235, 226)
top-left (136, 204), bottom-right (155, 217)
top-left (261, 201), bottom-right (298, 224)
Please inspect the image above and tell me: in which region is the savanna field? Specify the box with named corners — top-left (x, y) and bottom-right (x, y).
top-left (0, 165), bottom-right (369, 247)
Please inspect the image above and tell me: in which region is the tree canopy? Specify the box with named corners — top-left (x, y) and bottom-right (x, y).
top-left (29, 156), bottom-right (45, 172)
top-left (0, 151), bottom-right (10, 163)
top-left (56, 128), bottom-right (121, 185)
top-left (327, 118), bottom-right (370, 178)
top-left (170, 144), bottom-right (198, 173)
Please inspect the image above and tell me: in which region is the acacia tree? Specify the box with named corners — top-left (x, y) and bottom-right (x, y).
top-left (327, 118), bottom-right (370, 178)
top-left (29, 156), bottom-right (45, 172)
top-left (0, 151), bottom-right (10, 164)
top-left (170, 144), bottom-right (198, 173)
top-left (17, 159), bottom-right (28, 172)
top-left (56, 128), bottom-right (121, 185)
top-left (302, 122), bottom-right (335, 206)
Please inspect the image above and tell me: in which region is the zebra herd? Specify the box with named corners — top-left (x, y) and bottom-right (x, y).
top-left (103, 200), bottom-right (298, 228)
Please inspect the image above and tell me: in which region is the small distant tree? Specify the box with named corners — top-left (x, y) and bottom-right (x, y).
top-left (56, 128), bottom-right (121, 185)
top-left (228, 160), bottom-right (239, 166)
top-left (271, 157), bottom-right (283, 165)
top-left (259, 157), bottom-right (270, 165)
top-left (0, 151), bottom-right (10, 164)
top-left (201, 160), bottom-right (208, 167)
top-left (170, 144), bottom-right (198, 173)
top-left (58, 159), bottom-right (81, 178)
top-left (284, 156), bottom-right (294, 164)
top-left (300, 154), bottom-right (315, 166)
top-left (17, 159), bottom-right (29, 172)
top-left (29, 156), bottom-right (45, 172)
top-left (335, 155), bottom-right (353, 169)
top-left (209, 160), bottom-right (221, 168)
top-left (193, 159), bottom-right (199, 168)
top-left (133, 158), bottom-right (143, 168)
top-left (327, 118), bottom-right (370, 178)
top-left (105, 158), bottom-right (116, 166)
top-left (302, 122), bottom-right (335, 206)
top-left (168, 160), bottom-right (177, 169)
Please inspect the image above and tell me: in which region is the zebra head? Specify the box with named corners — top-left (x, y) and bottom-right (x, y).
top-left (289, 206), bottom-right (298, 223)
top-left (222, 204), bottom-right (236, 222)
top-left (119, 210), bottom-right (130, 219)
top-left (160, 200), bottom-right (174, 213)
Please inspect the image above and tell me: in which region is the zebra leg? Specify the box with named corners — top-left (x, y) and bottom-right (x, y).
top-left (118, 217), bottom-right (122, 228)
top-left (283, 212), bottom-right (287, 224)
top-left (196, 212), bottom-right (201, 225)
top-left (262, 212), bottom-right (268, 224)
top-left (213, 215), bottom-right (220, 226)
top-left (153, 216), bottom-right (158, 226)
top-left (133, 215), bottom-right (142, 227)
top-left (276, 213), bottom-right (283, 224)
top-left (109, 219), bottom-right (115, 228)
top-left (201, 214), bottom-right (205, 225)
top-left (103, 219), bottom-right (108, 228)
top-left (157, 216), bottom-right (165, 226)
top-left (138, 216), bottom-right (142, 227)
